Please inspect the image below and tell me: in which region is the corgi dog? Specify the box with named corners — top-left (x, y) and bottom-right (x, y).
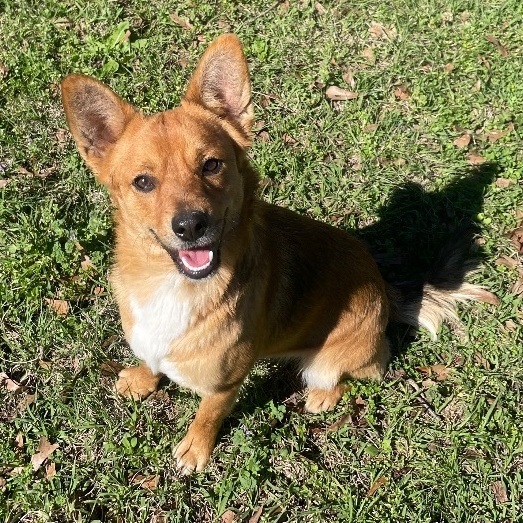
top-left (61, 34), bottom-right (495, 474)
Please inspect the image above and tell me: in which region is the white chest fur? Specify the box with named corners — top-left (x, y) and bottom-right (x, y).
top-left (129, 275), bottom-right (193, 381)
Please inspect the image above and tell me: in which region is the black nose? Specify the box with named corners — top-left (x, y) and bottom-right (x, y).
top-left (172, 211), bottom-right (209, 242)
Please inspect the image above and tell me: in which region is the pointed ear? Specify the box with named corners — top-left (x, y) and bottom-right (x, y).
top-left (61, 74), bottom-right (136, 173)
top-left (184, 34), bottom-right (253, 138)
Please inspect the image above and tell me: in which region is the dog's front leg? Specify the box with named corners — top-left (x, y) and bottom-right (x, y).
top-left (174, 386), bottom-right (240, 474)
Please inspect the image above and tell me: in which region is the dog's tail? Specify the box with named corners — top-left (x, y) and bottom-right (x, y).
top-left (386, 234), bottom-right (498, 340)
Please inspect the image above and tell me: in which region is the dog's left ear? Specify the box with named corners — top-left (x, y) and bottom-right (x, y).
top-left (184, 34), bottom-right (253, 139)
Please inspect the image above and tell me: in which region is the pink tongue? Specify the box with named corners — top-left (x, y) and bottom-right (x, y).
top-left (179, 249), bottom-right (211, 270)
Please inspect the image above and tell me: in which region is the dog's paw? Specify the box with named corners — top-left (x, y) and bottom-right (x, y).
top-left (174, 432), bottom-right (213, 475)
top-left (116, 366), bottom-right (159, 400)
top-left (304, 385), bottom-right (348, 413)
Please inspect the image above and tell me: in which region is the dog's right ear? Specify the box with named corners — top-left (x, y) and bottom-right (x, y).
top-left (61, 74), bottom-right (136, 176)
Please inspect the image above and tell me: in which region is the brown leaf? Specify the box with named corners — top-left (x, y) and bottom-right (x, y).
top-left (474, 353), bottom-right (491, 370)
top-left (495, 177), bottom-right (514, 188)
top-left (93, 286), bottom-right (105, 296)
top-left (0, 477), bottom-right (5, 489)
top-left (0, 63), bottom-right (9, 78)
top-left (31, 437), bottom-right (59, 471)
top-left (495, 255), bottom-right (518, 269)
top-left (491, 481), bottom-right (509, 503)
top-left (0, 179), bottom-right (11, 189)
top-left (509, 227), bottom-right (523, 254)
top-left (221, 510), bottom-right (237, 523)
top-left (45, 462), bottom-right (56, 480)
top-left (361, 47), bottom-right (375, 64)
top-left (326, 86), bottom-right (358, 101)
top-left (416, 364), bottom-right (451, 380)
top-left (511, 277), bottom-right (523, 296)
top-left (486, 123), bottom-right (514, 143)
top-left (315, 2), bottom-right (326, 15)
top-left (44, 298), bottom-right (69, 316)
top-left (342, 70), bottom-right (356, 89)
top-left (393, 85), bottom-right (410, 100)
top-left (369, 21), bottom-right (397, 41)
top-left (258, 130), bottom-right (270, 142)
top-left (472, 79), bottom-right (481, 92)
top-left (248, 506), bottom-right (263, 523)
top-left (453, 134), bottom-right (471, 148)
top-left (363, 123), bottom-right (378, 133)
top-left (169, 13), bottom-right (193, 30)
top-left (21, 394), bottom-right (36, 412)
top-left (366, 476), bottom-right (387, 496)
top-left (80, 254), bottom-right (95, 271)
top-left (282, 133), bottom-right (297, 145)
top-left (504, 320), bottom-right (517, 332)
top-left (101, 335), bottom-right (118, 349)
top-left (444, 63), bottom-right (455, 73)
top-left (486, 35), bottom-right (508, 57)
top-left (132, 473), bottom-right (159, 491)
top-left (15, 432), bottom-right (24, 448)
top-left (100, 360), bottom-right (124, 376)
top-left (0, 372), bottom-right (23, 393)
top-left (327, 413), bottom-right (352, 432)
top-left (467, 151), bottom-right (487, 165)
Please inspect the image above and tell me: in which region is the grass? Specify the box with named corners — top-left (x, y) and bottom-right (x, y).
top-left (0, 0), bottom-right (522, 521)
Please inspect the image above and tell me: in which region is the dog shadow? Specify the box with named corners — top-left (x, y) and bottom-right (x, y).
top-left (233, 163), bottom-right (498, 421)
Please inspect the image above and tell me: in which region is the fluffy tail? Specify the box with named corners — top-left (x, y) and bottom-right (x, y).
top-left (386, 235), bottom-right (498, 340)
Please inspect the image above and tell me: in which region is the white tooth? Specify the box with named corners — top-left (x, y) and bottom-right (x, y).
top-left (209, 251), bottom-right (214, 262)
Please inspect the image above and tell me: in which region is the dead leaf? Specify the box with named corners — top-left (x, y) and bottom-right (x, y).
top-left (101, 335), bottom-right (118, 349)
top-left (169, 13), bottom-right (193, 30)
top-left (31, 437), bottom-right (59, 471)
top-left (444, 63), bottom-right (455, 73)
top-left (221, 510), bottom-right (237, 523)
top-left (504, 320), bottom-right (517, 332)
top-left (0, 477), bottom-right (5, 489)
top-left (326, 86), bottom-right (358, 101)
top-left (495, 177), bottom-right (514, 188)
top-left (491, 481), bottom-right (509, 503)
top-left (15, 433), bottom-right (24, 448)
top-left (416, 364), bottom-right (451, 381)
top-left (100, 360), bottom-right (124, 376)
top-left (342, 70), bottom-right (356, 89)
top-left (369, 21), bottom-right (397, 41)
top-left (20, 394), bottom-right (36, 412)
top-left (366, 476), bottom-right (387, 496)
top-left (393, 85), bottom-right (410, 100)
top-left (80, 254), bottom-right (95, 271)
top-left (467, 151), bottom-right (487, 165)
top-left (0, 372), bottom-right (23, 393)
top-left (217, 19), bottom-right (231, 31)
top-left (55, 129), bottom-right (68, 146)
top-left (132, 474), bottom-right (159, 491)
top-left (508, 227), bottom-right (523, 253)
top-left (486, 35), bottom-right (508, 57)
top-left (0, 64), bottom-right (9, 78)
top-left (495, 255), bottom-right (518, 269)
top-left (258, 130), bottom-right (270, 142)
top-left (474, 353), bottom-right (491, 370)
top-left (327, 413), bottom-right (352, 432)
top-left (45, 462), bottom-right (56, 480)
top-left (363, 123), bottom-right (378, 133)
top-left (44, 298), bottom-right (69, 316)
top-left (361, 47), bottom-right (375, 64)
top-left (511, 277), bottom-right (523, 296)
top-left (282, 133), bottom-right (297, 145)
top-left (248, 506), bottom-right (263, 523)
top-left (461, 11), bottom-right (471, 22)
top-left (453, 134), bottom-right (471, 148)
top-left (486, 123), bottom-right (514, 143)
top-left (93, 286), bottom-right (105, 296)
top-left (315, 2), bottom-right (326, 15)
top-left (0, 179), bottom-right (11, 189)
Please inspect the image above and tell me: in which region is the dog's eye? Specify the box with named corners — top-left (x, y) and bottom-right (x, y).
top-left (132, 174), bottom-right (156, 192)
top-left (202, 158), bottom-right (223, 176)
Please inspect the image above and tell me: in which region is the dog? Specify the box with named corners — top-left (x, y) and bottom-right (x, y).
top-left (61, 34), bottom-right (495, 474)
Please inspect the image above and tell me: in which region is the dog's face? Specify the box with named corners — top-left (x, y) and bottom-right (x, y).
top-left (61, 35), bottom-right (254, 280)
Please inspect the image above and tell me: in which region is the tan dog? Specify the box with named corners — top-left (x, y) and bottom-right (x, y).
top-left (61, 34), bottom-right (493, 474)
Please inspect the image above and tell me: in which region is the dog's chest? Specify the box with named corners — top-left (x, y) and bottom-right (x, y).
top-left (129, 277), bottom-right (194, 382)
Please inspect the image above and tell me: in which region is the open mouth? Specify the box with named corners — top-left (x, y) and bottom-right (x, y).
top-left (173, 246), bottom-right (220, 279)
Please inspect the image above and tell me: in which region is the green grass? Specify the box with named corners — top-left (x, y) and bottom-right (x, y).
top-left (1, 1), bottom-right (522, 521)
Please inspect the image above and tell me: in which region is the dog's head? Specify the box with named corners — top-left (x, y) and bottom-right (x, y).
top-left (62, 34), bottom-right (256, 280)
